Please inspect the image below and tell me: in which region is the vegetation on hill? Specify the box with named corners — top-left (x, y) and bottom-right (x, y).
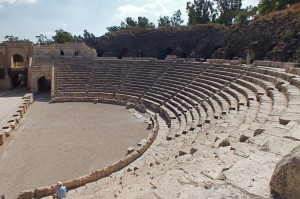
top-left (85, 3), bottom-right (300, 62)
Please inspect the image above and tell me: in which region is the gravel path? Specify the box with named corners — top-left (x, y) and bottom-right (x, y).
top-left (0, 92), bottom-right (150, 199)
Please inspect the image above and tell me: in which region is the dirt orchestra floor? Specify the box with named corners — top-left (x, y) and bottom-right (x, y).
top-left (0, 92), bottom-right (150, 199)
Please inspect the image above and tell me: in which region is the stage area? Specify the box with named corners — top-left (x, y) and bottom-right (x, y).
top-left (0, 93), bottom-right (150, 198)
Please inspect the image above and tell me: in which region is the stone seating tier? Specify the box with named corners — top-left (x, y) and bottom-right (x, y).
top-left (49, 59), bottom-right (300, 199)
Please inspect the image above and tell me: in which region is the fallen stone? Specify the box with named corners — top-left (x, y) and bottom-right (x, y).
top-left (239, 135), bottom-right (249, 142)
top-left (270, 145), bottom-right (300, 199)
top-left (218, 138), bottom-right (230, 147)
top-left (254, 129), bottom-right (265, 137)
top-left (204, 181), bottom-right (213, 189)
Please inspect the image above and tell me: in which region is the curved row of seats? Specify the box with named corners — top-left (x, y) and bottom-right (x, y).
top-left (54, 58), bottom-right (300, 198)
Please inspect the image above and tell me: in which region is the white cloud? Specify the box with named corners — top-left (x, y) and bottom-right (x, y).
top-left (116, 2), bottom-right (169, 20)
top-left (18, 0), bottom-right (37, 4)
top-left (0, 0), bottom-right (37, 8)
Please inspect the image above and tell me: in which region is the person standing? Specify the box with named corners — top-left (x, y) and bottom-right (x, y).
top-left (246, 53), bottom-right (251, 65)
top-left (53, 181), bottom-right (67, 199)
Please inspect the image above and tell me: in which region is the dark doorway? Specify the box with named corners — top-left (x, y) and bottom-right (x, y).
top-left (165, 47), bottom-right (173, 55)
top-left (11, 74), bottom-right (27, 88)
top-left (37, 76), bottom-right (51, 93)
top-left (74, 51), bottom-right (80, 56)
top-left (120, 48), bottom-right (128, 58)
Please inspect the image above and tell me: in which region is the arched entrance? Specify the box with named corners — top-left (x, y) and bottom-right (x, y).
top-left (37, 76), bottom-right (51, 93)
top-left (8, 54), bottom-right (27, 88)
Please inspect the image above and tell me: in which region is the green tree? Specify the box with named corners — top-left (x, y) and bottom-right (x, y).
top-left (236, 6), bottom-right (258, 23)
top-left (170, 10), bottom-right (184, 26)
top-left (186, 0), bottom-right (217, 25)
top-left (158, 16), bottom-right (172, 27)
top-left (214, 0), bottom-right (242, 25)
top-left (83, 29), bottom-right (95, 39)
top-left (36, 34), bottom-right (53, 45)
top-left (36, 34), bottom-right (47, 44)
top-left (52, 29), bottom-right (74, 43)
top-left (73, 35), bottom-right (84, 42)
top-left (4, 35), bottom-right (19, 42)
top-left (258, 0), bottom-right (298, 15)
top-left (107, 26), bottom-right (120, 32)
top-left (137, 17), bottom-right (156, 29)
top-left (107, 17), bottom-right (155, 32)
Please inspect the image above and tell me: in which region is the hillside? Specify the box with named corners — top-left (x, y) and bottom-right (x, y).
top-left (85, 5), bottom-right (300, 62)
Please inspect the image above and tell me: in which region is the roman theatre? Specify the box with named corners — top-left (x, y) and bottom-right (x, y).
top-left (0, 41), bottom-right (300, 199)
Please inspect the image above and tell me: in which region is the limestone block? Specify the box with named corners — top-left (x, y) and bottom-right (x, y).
top-left (17, 109), bottom-right (24, 118)
top-left (34, 186), bottom-right (54, 198)
top-left (23, 93), bottom-right (33, 103)
top-left (17, 190), bottom-right (35, 199)
top-left (127, 147), bottom-right (135, 154)
top-left (13, 114), bottom-right (21, 123)
top-left (270, 145), bottom-right (300, 199)
top-left (138, 139), bottom-right (148, 147)
top-left (7, 118), bottom-right (17, 129)
top-left (2, 127), bottom-right (12, 136)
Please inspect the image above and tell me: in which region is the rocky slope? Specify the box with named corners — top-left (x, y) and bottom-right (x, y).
top-left (85, 4), bottom-right (300, 62)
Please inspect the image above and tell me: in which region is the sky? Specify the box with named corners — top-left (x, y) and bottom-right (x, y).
top-left (0, 0), bottom-right (260, 42)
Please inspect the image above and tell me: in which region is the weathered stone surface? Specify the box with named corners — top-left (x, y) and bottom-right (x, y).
top-left (270, 145), bottom-right (300, 199)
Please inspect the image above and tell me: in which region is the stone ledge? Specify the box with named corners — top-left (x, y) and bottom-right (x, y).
top-left (0, 93), bottom-right (33, 146)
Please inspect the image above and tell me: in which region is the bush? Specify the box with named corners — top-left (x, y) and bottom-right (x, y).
top-left (281, 30), bottom-right (295, 41)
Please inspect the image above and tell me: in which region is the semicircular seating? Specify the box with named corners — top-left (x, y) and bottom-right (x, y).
top-left (52, 59), bottom-right (300, 198)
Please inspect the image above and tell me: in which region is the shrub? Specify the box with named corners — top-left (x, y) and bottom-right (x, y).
top-left (281, 30), bottom-right (295, 41)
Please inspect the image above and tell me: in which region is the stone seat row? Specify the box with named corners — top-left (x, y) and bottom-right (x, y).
top-left (52, 60), bottom-right (300, 199)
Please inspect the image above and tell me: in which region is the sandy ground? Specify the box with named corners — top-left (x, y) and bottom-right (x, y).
top-left (0, 92), bottom-right (150, 199)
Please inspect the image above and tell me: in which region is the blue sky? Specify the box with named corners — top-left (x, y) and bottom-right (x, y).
top-left (0, 0), bottom-right (260, 42)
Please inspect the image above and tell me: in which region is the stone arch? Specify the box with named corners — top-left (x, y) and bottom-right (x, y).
top-left (11, 54), bottom-right (25, 68)
top-left (37, 75), bottom-right (51, 93)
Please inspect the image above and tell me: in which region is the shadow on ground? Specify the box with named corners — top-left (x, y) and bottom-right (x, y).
top-left (34, 91), bottom-right (51, 103)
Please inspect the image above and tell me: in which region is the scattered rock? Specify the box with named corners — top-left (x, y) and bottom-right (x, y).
top-left (254, 129), bottom-right (265, 137)
top-left (204, 181), bottom-right (213, 189)
top-left (270, 145), bottom-right (300, 199)
top-left (218, 139), bottom-right (230, 147)
top-left (239, 135), bottom-right (249, 142)
top-left (155, 160), bottom-right (161, 165)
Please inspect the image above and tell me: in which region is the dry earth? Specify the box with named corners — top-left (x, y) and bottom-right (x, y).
top-left (0, 92), bottom-right (150, 199)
